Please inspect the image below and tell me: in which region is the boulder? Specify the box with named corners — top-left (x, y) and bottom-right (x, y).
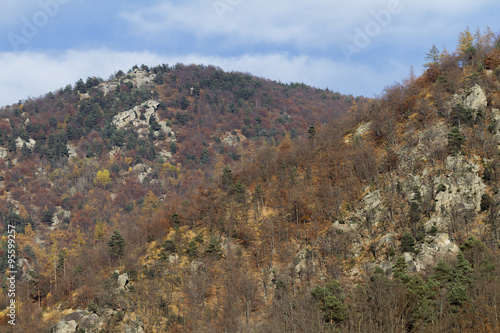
top-left (52, 320), bottom-right (78, 333)
top-left (117, 273), bottom-right (129, 291)
top-left (79, 313), bottom-right (102, 331)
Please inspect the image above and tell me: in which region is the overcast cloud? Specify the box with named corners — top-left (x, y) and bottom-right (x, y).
top-left (0, 0), bottom-right (499, 106)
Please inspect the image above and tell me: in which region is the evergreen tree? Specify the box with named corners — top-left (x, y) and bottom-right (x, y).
top-left (393, 257), bottom-right (409, 282)
top-left (108, 231), bottom-right (125, 260)
top-left (221, 166), bottom-right (233, 190)
top-left (401, 232), bottom-right (415, 253)
top-left (200, 147), bottom-right (210, 164)
top-left (41, 207), bottom-right (53, 225)
top-left (447, 127), bottom-right (464, 155)
top-left (424, 44), bottom-right (442, 68)
top-left (307, 125), bottom-right (316, 139)
top-left (311, 279), bottom-right (346, 322)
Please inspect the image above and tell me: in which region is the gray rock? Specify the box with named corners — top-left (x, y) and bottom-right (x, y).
top-left (463, 84), bottom-right (487, 112)
top-left (52, 320), bottom-right (78, 333)
top-left (124, 320), bottom-right (145, 333)
top-left (403, 233), bottom-right (459, 273)
top-left (450, 84), bottom-right (487, 121)
top-left (190, 260), bottom-right (207, 274)
top-left (15, 136), bottom-right (36, 149)
top-left (117, 273), bottom-right (129, 291)
top-left (112, 100), bottom-right (160, 130)
top-left (0, 147), bottom-right (7, 159)
top-left (62, 310), bottom-right (89, 322)
top-left (79, 313), bottom-right (102, 330)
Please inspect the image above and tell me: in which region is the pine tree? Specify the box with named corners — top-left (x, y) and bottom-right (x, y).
top-left (307, 125), bottom-right (316, 139)
top-left (401, 232), bottom-right (416, 253)
top-left (41, 207), bottom-right (53, 224)
top-left (222, 166), bottom-right (233, 190)
top-left (108, 231), bottom-right (125, 260)
top-left (424, 44), bottom-right (443, 68)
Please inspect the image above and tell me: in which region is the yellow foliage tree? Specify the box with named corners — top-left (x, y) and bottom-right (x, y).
top-left (142, 191), bottom-right (159, 216)
top-left (457, 27), bottom-right (474, 54)
top-left (213, 155), bottom-right (225, 183)
top-left (93, 220), bottom-right (107, 243)
top-left (18, 204), bottom-right (29, 219)
top-left (95, 169), bottom-right (111, 186)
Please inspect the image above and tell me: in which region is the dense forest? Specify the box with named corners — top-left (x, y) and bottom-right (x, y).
top-left (1, 27), bottom-right (500, 332)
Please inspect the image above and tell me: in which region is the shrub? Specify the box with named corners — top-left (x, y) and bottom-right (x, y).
top-left (480, 193), bottom-right (493, 211)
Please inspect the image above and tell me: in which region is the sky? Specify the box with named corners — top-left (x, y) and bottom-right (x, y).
top-left (0, 0), bottom-right (499, 106)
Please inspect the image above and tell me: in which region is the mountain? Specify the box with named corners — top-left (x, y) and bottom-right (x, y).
top-left (2, 29), bottom-right (500, 333)
top-left (0, 63), bottom-right (361, 332)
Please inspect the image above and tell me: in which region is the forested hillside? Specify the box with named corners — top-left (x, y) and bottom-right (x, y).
top-left (0, 62), bottom-right (360, 332)
top-left (2, 27), bottom-right (500, 333)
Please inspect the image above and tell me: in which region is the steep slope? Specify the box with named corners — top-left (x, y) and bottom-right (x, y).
top-left (75, 32), bottom-right (500, 332)
top-left (0, 64), bottom-right (360, 332)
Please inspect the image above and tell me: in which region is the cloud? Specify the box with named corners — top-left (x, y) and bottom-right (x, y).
top-left (119, 0), bottom-right (495, 52)
top-left (0, 48), bottom-right (410, 106)
top-left (119, 1), bottom-right (390, 49)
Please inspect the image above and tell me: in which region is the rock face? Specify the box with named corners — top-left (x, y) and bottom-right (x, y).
top-left (52, 310), bottom-right (100, 333)
top-left (462, 84), bottom-right (487, 111)
top-left (489, 108), bottom-right (500, 146)
top-left (133, 163), bottom-right (152, 182)
top-left (98, 69), bottom-right (155, 95)
top-left (112, 100), bottom-right (160, 129)
top-left (426, 155), bottom-right (486, 231)
top-left (52, 319), bottom-right (78, 333)
top-left (0, 147), bottom-right (7, 159)
top-left (111, 100), bottom-right (175, 140)
top-left (52, 206), bottom-right (72, 226)
top-left (15, 136), bottom-right (36, 149)
top-left (451, 84), bottom-right (487, 120)
top-left (117, 272), bottom-right (129, 291)
top-left (405, 233), bottom-right (459, 272)
top-left (294, 248), bottom-right (316, 277)
top-left (51, 309), bottom-right (144, 333)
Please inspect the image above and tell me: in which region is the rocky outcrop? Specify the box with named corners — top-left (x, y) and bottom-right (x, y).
top-left (294, 248), bottom-right (316, 277)
top-left (112, 100), bottom-right (159, 129)
top-left (128, 69), bottom-right (156, 88)
top-left (117, 272), bottom-right (129, 291)
top-left (52, 206), bottom-right (71, 226)
top-left (111, 100), bottom-right (175, 140)
top-left (67, 144), bottom-right (77, 158)
top-left (133, 163), bottom-right (152, 183)
top-left (401, 233), bottom-right (459, 273)
top-left (51, 309), bottom-right (144, 333)
top-left (52, 310), bottom-right (100, 333)
top-left (98, 81), bottom-right (118, 95)
top-left (0, 147), bottom-right (7, 159)
top-left (450, 84), bottom-right (487, 120)
top-left (425, 155), bottom-right (485, 231)
top-left (462, 84), bottom-right (487, 112)
top-left (52, 319), bottom-right (78, 333)
top-left (15, 136), bottom-right (36, 149)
